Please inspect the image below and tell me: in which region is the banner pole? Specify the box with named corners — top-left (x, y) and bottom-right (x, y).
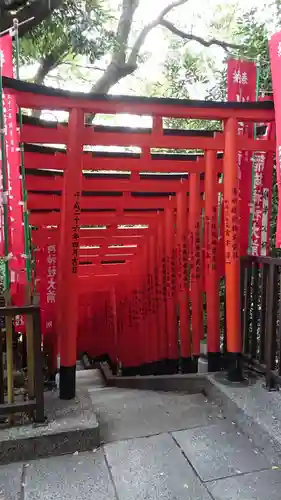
top-left (0, 17), bottom-right (35, 38)
top-left (13, 18), bottom-right (31, 284)
top-left (0, 50), bottom-right (10, 291)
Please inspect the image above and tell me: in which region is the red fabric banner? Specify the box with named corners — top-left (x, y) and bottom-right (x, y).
top-left (0, 34), bottom-right (25, 291)
top-left (227, 59), bottom-right (257, 255)
top-left (269, 32), bottom-right (281, 247)
top-left (250, 109), bottom-right (274, 256)
top-left (0, 36), bottom-right (8, 257)
top-left (36, 241), bottom-right (57, 337)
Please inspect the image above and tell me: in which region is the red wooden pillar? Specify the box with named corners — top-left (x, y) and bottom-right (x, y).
top-left (122, 284), bottom-right (132, 370)
top-left (144, 239), bottom-right (154, 367)
top-left (138, 262), bottom-right (145, 367)
top-left (116, 287), bottom-right (124, 368)
top-left (156, 216), bottom-right (167, 362)
top-left (224, 117), bottom-right (242, 380)
top-left (110, 287), bottom-right (118, 372)
top-left (165, 206), bottom-right (178, 371)
top-left (129, 268), bottom-right (141, 370)
top-left (205, 151), bottom-right (221, 371)
top-left (59, 108), bottom-right (84, 399)
top-left (189, 173), bottom-right (203, 357)
top-left (117, 285), bottom-right (127, 369)
top-left (176, 190), bottom-right (191, 369)
top-left (132, 263), bottom-right (143, 368)
top-left (148, 233), bottom-right (159, 368)
top-left (56, 176), bottom-right (67, 373)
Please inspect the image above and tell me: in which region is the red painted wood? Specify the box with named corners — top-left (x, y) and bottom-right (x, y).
top-left (165, 206), bottom-right (178, 361)
top-left (6, 84), bottom-right (274, 122)
top-left (205, 151), bottom-right (220, 354)
top-left (58, 108), bottom-right (84, 370)
top-left (176, 189), bottom-right (191, 358)
top-left (188, 173), bottom-right (204, 356)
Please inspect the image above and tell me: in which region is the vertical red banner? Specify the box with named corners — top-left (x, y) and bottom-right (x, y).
top-left (227, 59), bottom-right (256, 256)
top-left (0, 36), bottom-right (7, 258)
top-left (269, 32), bottom-right (281, 247)
top-left (250, 116), bottom-right (274, 256)
top-left (0, 34), bottom-right (25, 291)
top-left (36, 241), bottom-right (57, 338)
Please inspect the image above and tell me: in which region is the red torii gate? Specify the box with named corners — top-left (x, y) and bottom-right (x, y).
top-left (3, 75), bottom-right (275, 398)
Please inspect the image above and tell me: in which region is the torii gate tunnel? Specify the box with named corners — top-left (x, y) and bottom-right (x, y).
top-left (3, 77), bottom-right (275, 399)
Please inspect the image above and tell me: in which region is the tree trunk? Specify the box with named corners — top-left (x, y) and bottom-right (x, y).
top-left (91, 63), bottom-right (135, 94)
top-left (31, 54), bottom-right (62, 118)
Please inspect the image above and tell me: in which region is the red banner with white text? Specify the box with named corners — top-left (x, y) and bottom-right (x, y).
top-left (250, 98), bottom-right (274, 256)
top-left (227, 59), bottom-right (256, 255)
top-left (36, 241), bottom-right (57, 338)
top-left (269, 32), bottom-right (281, 248)
top-left (0, 34), bottom-right (25, 294)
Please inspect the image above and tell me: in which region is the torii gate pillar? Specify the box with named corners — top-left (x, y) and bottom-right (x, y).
top-left (59, 108), bottom-right (84, 399)
top-left (223, 117), bottom-right (243, 381)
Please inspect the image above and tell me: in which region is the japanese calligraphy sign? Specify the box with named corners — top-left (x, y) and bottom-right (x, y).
top-left (227, 59), bottom-right (256, 256)
top-left (47, 244), bottom-right (57, 305)
top-left (205, 205), bottom-right (218, 274)
top-left (251, 153), bottom-right (266, 255)
top-left (0, 34), bottom-right (25, 288)
top-left (72, 192), bottom-right (81, 274)
top-left (36, 241), bottom-right (57, 337)
top-left (224, 187), bottom-right (239, 265)
top-left (250, 111), bottom-right (274, 256)
top-left (269, 32), bottom-right (281, 247)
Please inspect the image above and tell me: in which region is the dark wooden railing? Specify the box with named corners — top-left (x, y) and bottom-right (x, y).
top-left (0, 305), bottom-right (44, 423)
top-left (241, 256), bottom-right (281, 389)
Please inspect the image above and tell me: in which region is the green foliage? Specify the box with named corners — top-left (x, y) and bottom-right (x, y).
top-left (20, 0), bottom-right (115, 76)
top-left (231, 9), bottom-right (272, 94)
top-left (149, 41), bottom-right (211, 100)
top-left (205, 68), bottom-right (227, 102)
top-left (146, 41), bottom-right (220, 134)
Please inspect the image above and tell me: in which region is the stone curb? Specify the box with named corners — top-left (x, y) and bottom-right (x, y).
top-left (0, 424), bottom-right (100, 465)
top-left (100, 363), bottom-right (281, 464)
top-left (100, 362), bottom-right (206, 394)
top-left (204, 375), bottom-right (281, 465)
top-left (0, 385), bottom-right (100, 465)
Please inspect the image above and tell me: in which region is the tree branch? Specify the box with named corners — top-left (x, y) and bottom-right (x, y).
top-left (112, 0), bottom-right (139, 66)
top-left (127, 0), bottom-right (189, 67)
top-left (33, 52), bottom-right (63, 85)
top-left (91, 0), bottom-right (189, 94)
top-left (91, 61), bottom-right (133, 93)
top-left (161, 19), bottom-right (244, 52)
top-left (91, 0), bottom-right (139, 93)
top-left (0, 0), bottom-right (63, 37)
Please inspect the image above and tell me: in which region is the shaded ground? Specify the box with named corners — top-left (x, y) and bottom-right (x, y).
top-left (1, 370), bottom-right (281, 500)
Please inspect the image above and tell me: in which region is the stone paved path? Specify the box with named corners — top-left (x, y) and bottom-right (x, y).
top-left (1, 371), bottom-right (280, 499)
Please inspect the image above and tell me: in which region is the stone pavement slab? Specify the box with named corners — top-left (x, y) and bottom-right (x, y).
top-left (0, 462), bottom-right (23, 500)
top-left (207, 468), bottom-right (281, 500)
top-left (90, 387), bottom-right (223, 442)
top-left (24, 450), bottom-right (116, 500)
top-left (173, 422), bottom-right (270, 482)
top-left (105, 433), bottom-right (212, 500)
